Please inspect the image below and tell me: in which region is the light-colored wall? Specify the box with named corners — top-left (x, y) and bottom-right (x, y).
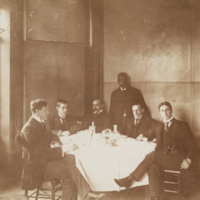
top-left (103, 0), bottom-right (200, 139)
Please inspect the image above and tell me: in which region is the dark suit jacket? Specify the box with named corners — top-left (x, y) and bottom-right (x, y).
top-left (83, 110), bottom-right (112, 133)
top-left (18, 117), bottom-right (63, 190)
top-left (143, 118), bottom-right (198, 163)
top-left (126, 115), bottom-right (156, 138)
top-left (110, 85), bottom-right (150, 126)
top-left (47, 114), bottom-right (80, 135)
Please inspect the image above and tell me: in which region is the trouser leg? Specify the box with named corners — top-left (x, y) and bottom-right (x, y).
top-left (131, 151), bottom-right (183, 197)
top-left (44, 156), bottom-right (77, 200)
top-left (147, 163), bottom-right (163, 197)
top-left (131, 151), bottom-right (156, 181)
top-left (44, 154), bottom-right (91, 200)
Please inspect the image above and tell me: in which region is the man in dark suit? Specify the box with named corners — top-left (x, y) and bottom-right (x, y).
top-left (110, 72), bottom-right (150, 131)
top-left (125, 102), bottom-right (156, 138)
top-left (47, 99), bottom-right (80, 135)
top-left (82, 99), bottom-right (112, 133)
top-left (17, 99), bottom-right (104, 200)
top-left (114, 101), bottom-right (198, 200)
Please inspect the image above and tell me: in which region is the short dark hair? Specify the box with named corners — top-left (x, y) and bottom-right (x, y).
top-left (30, 99), bottom-right (48, 113)
top-left (158, 101), bottom-right (172, 111)
top-left (118, 72), bottom-right (128, 80)
top-left (56, 99), bottom-right (68, 107)
top-left (132, 102), bottom-right (144, 109)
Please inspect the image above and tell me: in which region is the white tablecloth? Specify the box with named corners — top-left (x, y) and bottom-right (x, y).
top-left (60, 133), bottom-right (156, 192)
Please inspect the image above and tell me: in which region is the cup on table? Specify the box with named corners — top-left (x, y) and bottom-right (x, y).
top-left (143, 137), bottom-right (148, 142)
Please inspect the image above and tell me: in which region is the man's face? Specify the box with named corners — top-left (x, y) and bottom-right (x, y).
top-left (93, 100), bottom-right (103, 114)
top-left (159, 105), bottom-right (172, 121)
top-left (57, 103), bottom-right (68, 117)
top-left (132, 105), bottom-right (144, 119)
top-left (37, 106), bottom-right (49, 121)
top-left (117, 75), bottom-right (128, 88)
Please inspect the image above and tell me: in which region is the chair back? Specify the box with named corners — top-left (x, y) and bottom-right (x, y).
top-left (15, 134), bottom-right (30, 162)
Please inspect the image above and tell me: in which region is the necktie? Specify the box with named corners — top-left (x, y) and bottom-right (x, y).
top-left (164, 122), bottom-right (169, 132)
top-left (60, 117), bottom-right (66, 131)
top-left (135, 119), bottom-right (140, 126)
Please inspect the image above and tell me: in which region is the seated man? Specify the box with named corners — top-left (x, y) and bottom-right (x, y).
top-left (47, 99), bottom-right (80, 135)
top-left (82, 99), bottom-right (112, 133)
top-left (114, 101), bottom-right (198, 200)
top-left (110, 72), bottom-right (150, 130)
top-left (125, 102), bottom-right (156, 138)
top-left (17, 99), bottom-right (104, 200)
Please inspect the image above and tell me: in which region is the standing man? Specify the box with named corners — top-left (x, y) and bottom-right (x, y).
top-left (82, 99), bottom-right (112, 133)
top-left (125, 102), bottom-right (156, 138)
top-left (17, 99), bottom-right (104, 200)
top-left (114, 101), bottom-right (198, 200)
top-left (110, 72), bottom-right (150, 130)
top-left (48, 99), bottom-right (80, 135)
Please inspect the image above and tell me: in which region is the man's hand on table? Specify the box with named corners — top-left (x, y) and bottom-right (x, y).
top-left (62, 143), bottom-right (79, 153)
top-left (59, 130), bottom-right (71, 136)
top-left (181, 158), bottom-right (191, 169)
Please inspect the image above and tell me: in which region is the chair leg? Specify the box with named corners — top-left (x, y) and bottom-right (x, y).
top-left (50, 182), bottom-right (55, 200)
top-left (145, 186), bottom-right (149, 200)
top-left (36, 187), bottom-right (40, 200)
top-left (25, 190), bottom-right (28, 196)
top-left (177, 174), bottom-right (181, 200)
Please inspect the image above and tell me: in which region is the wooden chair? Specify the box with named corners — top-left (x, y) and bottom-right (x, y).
top-left (163, 169), bottom-right (181, 200)
top-left (24, 179), bottom-right (62, 200)
top-left (15, 134), bottom-right (63, 200)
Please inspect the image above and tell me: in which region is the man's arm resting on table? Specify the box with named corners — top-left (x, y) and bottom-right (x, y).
top-left (51, 130), bottom-right (71, 136)
top-left (136, 123), bottom-right (157, 141)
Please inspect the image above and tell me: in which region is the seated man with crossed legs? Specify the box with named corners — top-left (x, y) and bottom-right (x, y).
top-left (114, 101), bottom-right (198, 200)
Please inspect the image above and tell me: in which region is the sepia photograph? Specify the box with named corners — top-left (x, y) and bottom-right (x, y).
top-left (0, 0), bottom-right (200, 199)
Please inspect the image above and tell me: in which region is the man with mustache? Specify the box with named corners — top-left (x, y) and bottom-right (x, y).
top-left (17, 99), bottom-right (105, 200)
top-left (82, 99), bottom-right (112, 133)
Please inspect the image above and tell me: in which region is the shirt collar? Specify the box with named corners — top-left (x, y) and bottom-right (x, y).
top-left (163, 117), bottom-right (173, 123)
top-left (32, 114), bottom-right (44, 123)
top-left (135, 115), bottom-right (143, 120)
top-left (58, 113), bottom-right (65, 119)
top-left (93, 109), bottom-right (103, 114)
top-left (120, 87), bottom-right (127, 91)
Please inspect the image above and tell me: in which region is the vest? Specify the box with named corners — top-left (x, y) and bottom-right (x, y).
top-left (160, 123), bottom-right (177, 153)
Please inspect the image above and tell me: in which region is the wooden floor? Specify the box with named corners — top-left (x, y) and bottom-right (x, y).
top-left (0, 182), bottom-right (200, 200)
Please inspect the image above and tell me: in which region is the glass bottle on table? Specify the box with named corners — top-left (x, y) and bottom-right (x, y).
top-left (113, 125), bottom-right (120, 138)
top-left (90, 121), bottom-right (96, 139)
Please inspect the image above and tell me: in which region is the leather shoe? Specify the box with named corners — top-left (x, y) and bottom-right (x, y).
top-left (84, 191), bottom-right (105, 200)
top-left (114, 175), bottom-right (133, 188)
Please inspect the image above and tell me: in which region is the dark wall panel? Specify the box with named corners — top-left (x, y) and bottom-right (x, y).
top-left (24, 41), bottom-right (58, 119)
top-left (24, 41), bottom-right (85, 119)
top-left (57, 44), bottom-right (85, 116)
